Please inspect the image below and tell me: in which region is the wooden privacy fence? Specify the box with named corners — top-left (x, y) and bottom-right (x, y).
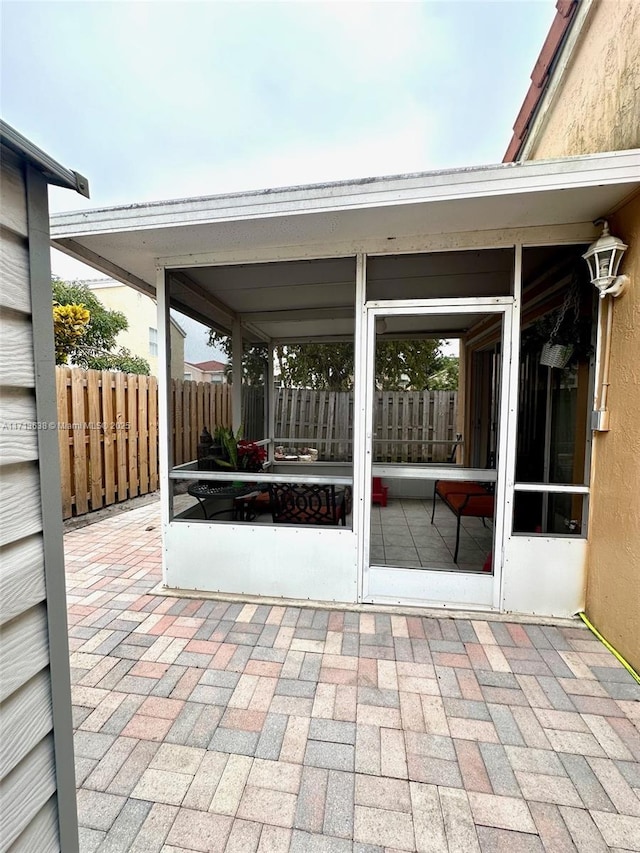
top-left (171, 379), bottom-right (232, 466)
top-left (57, 371), bottom-right (455, 517)
top-left (56, 368), bottom-right (232, 518)
top-left (56, 367), bottom-right (158, 519)
top-left (273, 388), bottom-right (458, 462)
top-left (373, 390), bottom-right (458, 462)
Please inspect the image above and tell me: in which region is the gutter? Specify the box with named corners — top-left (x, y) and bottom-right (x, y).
top-left (0, 119), bottom-right (90, 197)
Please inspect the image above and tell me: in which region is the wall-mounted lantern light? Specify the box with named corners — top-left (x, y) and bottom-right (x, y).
top-left (582, 220), bottom-right (629, 298)
top-left (584, 220), bottom-right (631, 433)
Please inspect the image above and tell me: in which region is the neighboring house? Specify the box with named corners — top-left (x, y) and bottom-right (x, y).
top-left (183, 359), bottom-right (227, 383)
top-left (504, 0), bottom-right (640, 670)
top-left (0, 122), bottom-right (84, 851)
top-left (83, 278), bottom-right (186, 379)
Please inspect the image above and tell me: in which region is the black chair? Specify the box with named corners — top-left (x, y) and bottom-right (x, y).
top-left (268, 483), bottom-right (347, 526)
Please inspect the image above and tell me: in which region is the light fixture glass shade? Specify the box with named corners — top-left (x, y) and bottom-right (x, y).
top-left (583, 221), bottom-right (628, 294)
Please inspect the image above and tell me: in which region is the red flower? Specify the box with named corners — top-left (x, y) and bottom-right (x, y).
top-left (237, 440), bottom-right (266, 470)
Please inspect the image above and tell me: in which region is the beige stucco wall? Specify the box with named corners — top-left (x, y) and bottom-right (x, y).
top-left (526, 0), bottom-right (640, 159)
top-left (89, 282), bottom-right (185, 380)
top-left (169, 322), bottom-right (186, 382)
top-left (523, 0), bottom-right (640, 668)
top-left (586, 195), bottom-right (640, 671)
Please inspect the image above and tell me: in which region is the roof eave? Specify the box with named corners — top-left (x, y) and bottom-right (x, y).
top-left (0, 119), bottom-right (90, 197)
top-left (50, 150), bottom-right (638, 240)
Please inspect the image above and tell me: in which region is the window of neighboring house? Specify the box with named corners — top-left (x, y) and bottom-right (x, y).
top-left (149, 327), bottom-right (158, 356)
top-left (184, 372), bottom-right (192, 381)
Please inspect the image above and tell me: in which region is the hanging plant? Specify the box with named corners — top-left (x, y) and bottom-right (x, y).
top-left (534, 274), bottom-right (592, 369)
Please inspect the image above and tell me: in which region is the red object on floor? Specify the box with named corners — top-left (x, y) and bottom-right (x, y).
top-left (372, 477), bottom-right (388, 507)
top-left (482, 551), bottom-right (493, 572)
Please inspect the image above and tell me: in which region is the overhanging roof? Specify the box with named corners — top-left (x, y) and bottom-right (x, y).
top-left (1, 120), bottom-right (90, 197)
top-left (49, 150), bottom-right (640, 340)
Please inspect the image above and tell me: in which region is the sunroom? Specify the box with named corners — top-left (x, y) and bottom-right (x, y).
top-left (51, 150), bottom-right (640, 617)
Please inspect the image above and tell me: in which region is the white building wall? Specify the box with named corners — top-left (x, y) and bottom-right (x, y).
top-left (87, 280), bottom-right (185, 380)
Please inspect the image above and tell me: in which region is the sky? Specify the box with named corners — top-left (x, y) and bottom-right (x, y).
top-left (2, 0), bottom-right (557, 362)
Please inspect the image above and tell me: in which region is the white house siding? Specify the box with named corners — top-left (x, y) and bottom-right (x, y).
top-left (0, 144), bottom-right (77, 850)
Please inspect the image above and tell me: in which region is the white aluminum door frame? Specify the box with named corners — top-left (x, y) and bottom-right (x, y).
top-left (361, 299), bottom-right (514, 610)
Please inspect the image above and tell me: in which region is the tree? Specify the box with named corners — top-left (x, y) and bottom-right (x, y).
top-left (208, 331), bottom-right (267, 386)
top-left (426, 355), bottom-right (459, 391)
top-left (52, 278), bottom-right (150, 374)
top-left (374, 340), bottom-right (446, 391)
top-left (277, 343), bottom-right (354, 391)
top-left (208, 331), bottom-right (457, 391)
top-left (53, 303), bottom-right (90, 364)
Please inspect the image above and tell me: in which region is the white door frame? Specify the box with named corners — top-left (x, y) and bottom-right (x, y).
top-left (360, 299), bottom-right (515, 610)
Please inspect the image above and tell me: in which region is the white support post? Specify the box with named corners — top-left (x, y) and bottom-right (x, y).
top-left (267, 340), bottom-right (276, 464)
top-left (353, 253), bottom-right (368, 602)
top-left (497, 244), bottom-right (522, 610)
top-left (157, 267), bottom-right (172, 534)
top-left (232, 319), bottom-right (243, 432)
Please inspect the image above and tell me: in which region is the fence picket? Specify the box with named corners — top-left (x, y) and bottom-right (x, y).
top-left (70, 368), bottom-right (88, 515)
top-left (189, 380), bottom-right (197, 460)
top-left (114, 372), bottom-right (128, 502)
top-left (138, 375), bottom-right (149, 494)
top-left (101, 370), bottom-right (116, 507)
top-left (174, 379), bottom-right (183, 466)
top-left (57, 367), bottom-right (72, 518)
top-left (128, 374), bottom-right (139, 498)
top-left (182, 381), bottom-right (190, 465)
top-left (149, 376), bottom-right (158, 491)
top-left (87, 370), bottom-right (103, 509)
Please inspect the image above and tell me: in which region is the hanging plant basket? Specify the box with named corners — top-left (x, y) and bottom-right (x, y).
top-left (540, 342), bottom-right (574, 369)
top-left (538, 272), bottom-right (582, 369)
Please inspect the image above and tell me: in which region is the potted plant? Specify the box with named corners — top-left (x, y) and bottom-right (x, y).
top-left (211, 425), bottom-right (266, 472)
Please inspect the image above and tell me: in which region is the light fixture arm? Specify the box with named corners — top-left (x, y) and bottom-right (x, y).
top-left (597, 275), bottom-right (629, 299)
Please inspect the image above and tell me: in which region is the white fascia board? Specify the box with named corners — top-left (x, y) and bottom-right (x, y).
top-left (84, 278), bottom-right (126, 289)
top-left (51, 150), bottom-right (640, 238)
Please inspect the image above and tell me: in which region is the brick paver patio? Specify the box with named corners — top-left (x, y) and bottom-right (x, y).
top-left (65, 501), bottom-right (640, 852)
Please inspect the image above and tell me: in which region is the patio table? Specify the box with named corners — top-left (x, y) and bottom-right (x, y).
top-left (187, 482), bottom-right (256, 520)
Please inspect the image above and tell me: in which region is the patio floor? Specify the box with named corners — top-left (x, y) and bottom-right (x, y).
top-left (65, 500), bottom-right (640, 852)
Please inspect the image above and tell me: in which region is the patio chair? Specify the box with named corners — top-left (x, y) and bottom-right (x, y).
top-left (430, 439), bottom-right (494, 562)
top-left (372, 476), bottom-right (388, 507)
top-left (269, 483), bottom-right (347, 526)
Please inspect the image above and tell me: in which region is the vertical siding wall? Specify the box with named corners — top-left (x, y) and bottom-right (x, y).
top-left (0, 148), bottom-right (67, 849)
